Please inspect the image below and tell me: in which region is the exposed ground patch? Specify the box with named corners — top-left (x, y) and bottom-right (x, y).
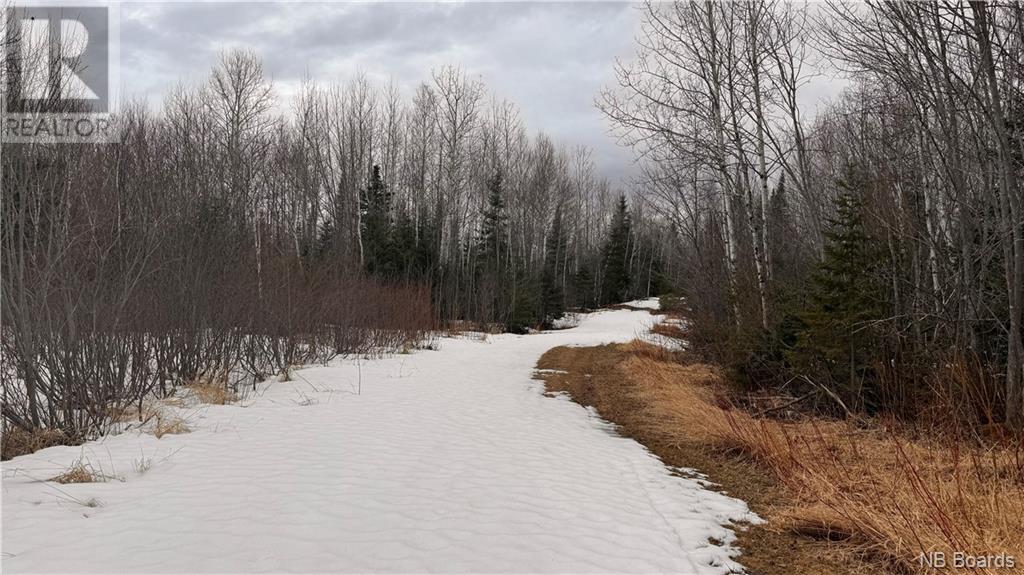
top-left (536, 342), bottom-right (874, 575)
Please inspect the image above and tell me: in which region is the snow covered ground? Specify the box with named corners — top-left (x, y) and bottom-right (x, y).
top-left (620, 297), bottom-right (662, 310)
top-left (1, 302), bottom-right (757, 574)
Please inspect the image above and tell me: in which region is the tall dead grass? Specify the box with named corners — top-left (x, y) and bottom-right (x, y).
top-left (187, 371), bottom-right (237, 405)
top-left (619, 340), bottom-right (1024, 574)
top-left (1, 428), bottom-right (70, 460)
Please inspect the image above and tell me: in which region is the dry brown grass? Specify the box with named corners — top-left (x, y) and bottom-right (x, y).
top-left (443, 320), bottom-right (504, 336)
top-left (106, 399), bottom-right (191, 439)
top-left (1, 427), bottom-right (70, 460)
top-left (110, 402), bottom-right (161, 425)
top-left (153, 411), bottom-right (190, 439)
top-left (538, 340), bottom-right (1024, 575)
top-left (537, 342), bottom-right (865, 575)
top-left (741, 423), bottom-right (1024, 573)
top-left (49, 459), bottom-right (103, 484)
top-left (187, 372), bottom-right (237, 405)
top-left (622, 346), bottom-right (1024, 572)
top-left (650, 321), bottom-right (687, 340)
top-left (160, 395), bottom-right (187, 409)
top-left (188, 384), bottom-right (237, 405)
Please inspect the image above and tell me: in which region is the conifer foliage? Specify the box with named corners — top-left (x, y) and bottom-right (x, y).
top-left (601, 197), bottom-right (633, 305)
top-left (790, 174), bottom-right (889, 412)
top-left (541, 204), bottom-right (567, 323)
top-left (361, 165), bottom-right (395, 277)
top-left (603, 1), bottom-right (1024, 426)
top-left (475, 171), bottom-right (511, 324)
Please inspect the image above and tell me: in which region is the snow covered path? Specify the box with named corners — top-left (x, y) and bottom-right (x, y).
top-left (2, 305), bottom-right (757, 574)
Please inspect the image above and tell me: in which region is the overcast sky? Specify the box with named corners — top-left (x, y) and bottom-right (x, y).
top-left (118, 2), bottom-right (845, 189)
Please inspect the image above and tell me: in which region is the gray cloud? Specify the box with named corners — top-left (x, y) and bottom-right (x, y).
top-left (118, 1), bottom-right (641, 187)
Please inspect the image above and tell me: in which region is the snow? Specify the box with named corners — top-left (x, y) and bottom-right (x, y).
top-left (548, 312), bottom-right (582, 330)
top-left (620, 297), bottom-right (661, 310)
top-left (1, 308), bottom-right (756, 574)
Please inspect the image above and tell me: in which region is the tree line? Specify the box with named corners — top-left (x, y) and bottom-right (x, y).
top-left (282, 63), bottom-right (667, 328)
top-left (602, 0), bottom-right (1024, 430)
top-left (1, 41), bottom-right (661, 438)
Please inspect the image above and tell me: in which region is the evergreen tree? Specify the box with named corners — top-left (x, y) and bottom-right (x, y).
top-left (541, 204), bottom-right (567, 323)
top-left (600, 196), bottom-right (633, 304)
top-left (314, 217), bottom-right (336, 262)
top-left (645, 251), bottom-right (671, 296)
top-left (790, 171), bottom-right (888, 411)
top-left (767, 174), bottom-right (791, 267)
top-left (389, 210), bottom-right (435, 280)
top-left (476, 171), bottom-right (509, 323)
top-left (311, 186), bottom-right (346, 264)
top-left (508, 268), bottom-right (541, 334)
top-left (361, 165), bottom-right (394, 276)
top-left (477, 171), bottom-right (507, 274)
top-left (574, 263), bottom-right (595, 310)
top-left (767, 174), bottom-right (804, 344)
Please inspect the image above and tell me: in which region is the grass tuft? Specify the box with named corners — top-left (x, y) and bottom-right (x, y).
top-left (153, 412), bottom-right (190, 439)
top-left (133, 456), bottom-right (152, 474)
top-left (49, 458), bottom-right (104, 484)
top-left (189, 384), bottom-right (236, 405)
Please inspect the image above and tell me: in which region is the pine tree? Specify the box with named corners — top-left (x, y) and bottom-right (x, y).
top-left (541, 204), bottom-right (567, 323)
top-left (600, 196), bottom-right (633, 304)
top-left (790, 171), bottom-right (888, 411)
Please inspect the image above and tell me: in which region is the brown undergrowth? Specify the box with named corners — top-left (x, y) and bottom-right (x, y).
top-left (1, 428), bottom-right (72, 460)
top-left (187, 372), bottom-right (238, 405)
top-left (536, 341), bottom-right (1023, 575)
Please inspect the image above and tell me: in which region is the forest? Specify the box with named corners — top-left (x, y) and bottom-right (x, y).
top-left (1, 49), bottom-right (660, 439)
top-left (3, 0), bottom-right (1024, 444)
top-left (3, 3), bottom-right (1024, 573)
top-left (602, 0), bottom-right (1024, 433)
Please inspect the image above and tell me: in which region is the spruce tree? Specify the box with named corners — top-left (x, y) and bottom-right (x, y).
top-left (541, 204), bottom-right (567, 323)
top-left (645, 251), bottom-right (670, 296)
top-left (314, 217), bottom-right (336, 262)
top-left (390, 210), bottom-right (426, 280)
top-left (476, 171), bottom-right (509, 323)
top-left (508, 268), bottom-right (541, 334)
top-left (600, 196), bottom-right (633, 304)
top-left (790, 171), bottom-right (888, 411)
top-left (574, 263), bottom-right (595, 310)
top-left (477, 171), bottom-right (507, 274)
top-left (767, 174), bottom-right (803, 348)
top-left (361, 165), bottom-right (394, 276)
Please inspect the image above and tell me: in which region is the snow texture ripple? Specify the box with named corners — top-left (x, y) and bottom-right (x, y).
top-left (1, 303), bottom-right (758, 573)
